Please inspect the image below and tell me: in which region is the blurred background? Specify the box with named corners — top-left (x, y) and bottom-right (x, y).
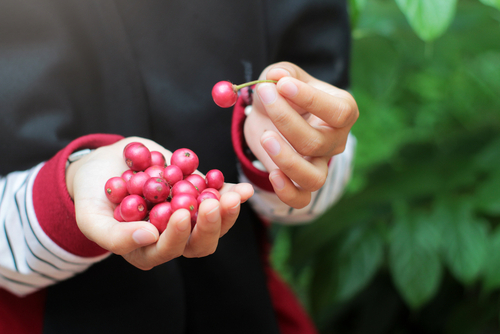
top-left (270, 0), bottom-right (500, 332)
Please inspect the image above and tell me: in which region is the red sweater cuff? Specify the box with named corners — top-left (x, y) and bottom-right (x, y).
top-left (231, 96), bottom-right (274, 192)
top-left (32, 133), bottom-right (124, 257)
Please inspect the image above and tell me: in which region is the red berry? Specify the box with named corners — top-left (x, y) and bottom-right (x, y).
top-left (171, 193), bottom-right (198, 219)
top-left (149, 201), bottom-right (173, 233)
top-left (201, 188), bottom-right (221, 200)
top-left (123, 142), bottom-right (152, 171)
top-left (197, 191), bottom-right (218, 205)
top-left (121, 169), bottom-right (136, 182)
top-left (144, 165), bottom-right (164, 179)
top-left (104, 177), bottom-right (129, 204)
top-left (212, 81), bottom-right (238, 108)
top-left (171, 180), bottom-right (199, 198)
top-left (170, 148), bottom-right (199, 176)
top-left (127, 171), bottom-right (150, 195)
top-left (150, 151), bottom-right (166, 167)
top-left (184, 174), bottom-right (207, 193)
top-left (163, 164), bottom-right (184, 186)
top-left (205, 169), bottom-right (224, 190)
top-left (120, 195), bottom-right (148, 222)
top-left (143, 177), bottom-right (170, 203)
top-left (113, 204), bottom-right (125, 222)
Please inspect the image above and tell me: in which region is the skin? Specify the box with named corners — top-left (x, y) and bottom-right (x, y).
top-left (65, 61), bottom-right (359, 270)
top-left (244, 62), bottom-right (359, 209)
top-left (66, 137), bottom-right (254, 270)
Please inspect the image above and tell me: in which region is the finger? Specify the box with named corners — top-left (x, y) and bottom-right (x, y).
top-left (78, 210), bottom-right (159, 255)
top-left (277, 77), bottom-right (358, 129)
top-left (183, 199), bottom-right (222, 258)
top-left (219, 182), bottom-right (254, 203)
top-left (259, 61), bottom-right (314, 83)
top-left (124, 209), bottom-right (192, 270)
top-left (261, 130), bottom-right (329, 192)
top-left (269, 170), bottom-right (312, 209)
top-left (218, 191), bottom-right (241, 237)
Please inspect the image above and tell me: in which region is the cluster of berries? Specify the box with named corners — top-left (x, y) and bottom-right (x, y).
top-left (104, 142), bottom-right (224, 233)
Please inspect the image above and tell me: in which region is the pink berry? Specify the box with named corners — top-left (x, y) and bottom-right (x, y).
top-left (121, 169), bottom-right (136, 182)
top-left (143, 177), bottom-right (170, 203)
top-left (149, 201), bottom-right (173, 233)
top-left (144, 165), bottom-right (164, 179)
top-left (163, 164), bottom-right (184, 186)
top-left (212, 81), bottom-right (238, 108)
top-left (151, 151), bottom-right (166, 167)
top-left (171, 193), bottom-right (198, 219)
top-left (197, 191), bottom-right (218, 205)
top-left (123, 142), bottom-right (152, 171)
top-left (104, 177), bottom-right (129, 204)
top-left (184, 174), bottom-right (207, 193)
top-left (171, 180), bottom-right (199, 198)
top-left (170, 148), bottom-right (199, 176)
top-left (127, 171), bottom-right (150, 195)
top-left (205, 169), bottom-right (224, 190)
top-left (113, 204), bottom-right (125, 222)
top-left (120, 195), bottom-right (148, 222)
top-left (201, 188), bottom-right (221, 200)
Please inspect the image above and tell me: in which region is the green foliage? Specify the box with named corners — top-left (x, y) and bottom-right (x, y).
top-left (270, 0), bottom-right (500, 332)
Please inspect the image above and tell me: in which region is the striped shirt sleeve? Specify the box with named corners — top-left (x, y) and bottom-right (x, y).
top-left (239, 133), bottom-right (356, 224)
top-left (0, 134), bottom-right (127, 297)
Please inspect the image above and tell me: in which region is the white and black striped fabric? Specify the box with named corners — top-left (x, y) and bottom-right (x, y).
top-left (241, 133), bottom-right (356, 224)
top-left (0, 163), bottom-right (108, 296)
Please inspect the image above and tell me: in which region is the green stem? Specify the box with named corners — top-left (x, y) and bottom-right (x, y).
top-left (234, 80), bottom-right (277, 91)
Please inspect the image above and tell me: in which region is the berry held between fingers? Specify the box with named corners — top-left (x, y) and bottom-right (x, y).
top-left (212, 79), bottom-right (277, 108)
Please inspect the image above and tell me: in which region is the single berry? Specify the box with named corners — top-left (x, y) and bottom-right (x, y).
top-left (170, 148), bottom-right (199, 176)
top-left (127, 171), bottom-right (150, 195)
top-left (212, 81), bottom-right (238, 108)
top-left (163, 164), bottom-right (184, 186)
top-left (121, 169), bottom-right (136, 182)
top-left (171, 180), bottom-right (199, 199)
top-left (151, 151), bottom-right (167, 167)
top-left (197, 191), bottom-right (218, 205)
top-left (201, 188), bottom-right (221, 200)
top-left (123, 142), bottom-right (152, 171)
top-left (184, 174), bottom-right (207, 193)
top-left (212, 79), bottom-right (277, 108)
top-left (113, 204), bottom-right (125, 222)
top-left (144, 165), bottom-right (164, 179)
top-left (120, 195), bottom-right (148, 222)
top-left (143, 177), bottom-right (170, 203)
top-left (104, 176), bottom-right (129, 204)
top-left (149, 201), bottom-right (173, 234)
top-left (205, 169), bottom-right (224, 190)
top-left (170, 193), bottom-right (198, 220)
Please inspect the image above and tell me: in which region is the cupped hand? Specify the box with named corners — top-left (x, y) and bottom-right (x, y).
top-left (244, 61), bottom-right (358, 209)
top-left (66, 137), bottom-right (254, 270)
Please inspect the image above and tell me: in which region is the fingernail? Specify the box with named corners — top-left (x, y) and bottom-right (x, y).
top-left (177, 216), bottom-right (190, 231)
top-left (132, 228), bottom-right (157, 245)
top-left (206, 205), bottom-right (220, 223)
top-left (229, 202), bottom-right (240, 214)
top-left (262, 136), bottom-right (281, 156)
top-left (257, 83), bottom-right (277, 105)
top-left (268, 68), bottom-right (291, 78)
top-left (270, 173), bottom-right (285, 191)
top-left (279, 79), bottom-right (298, 98)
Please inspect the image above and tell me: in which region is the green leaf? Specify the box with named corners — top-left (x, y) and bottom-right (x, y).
top-left (482, 226), bottom-right (500, 292)
top-left (388, 206), bottom-right (443, 309)
top-left (395, 0), bottom-right (457, 41)
top-left (334, 225), bottom-right (384, 302)
top-left (479, 0), bottom-right (500, 10)
top-left (308, 224), bottom-right (383, 312)
top-left (438, 199), bottom-right (489, 285)
top-left (474, 171), bottom-right (500, 215)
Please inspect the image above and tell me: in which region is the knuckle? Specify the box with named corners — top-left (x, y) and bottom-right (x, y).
top-left (332, 142), bottom-right (347, 156)
top-left (331, 99), bottom-right (353, 127)
top-left (297, 135), bottom-right (323, 156)
top-left (305, 172), bottom-right (327, 192)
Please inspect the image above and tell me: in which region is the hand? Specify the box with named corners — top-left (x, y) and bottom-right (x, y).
top-left (66, 137), bottom-right (254, 270)
top-left (244, 62), bottom-right (358, 208)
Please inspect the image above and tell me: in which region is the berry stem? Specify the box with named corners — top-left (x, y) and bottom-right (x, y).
top-left (234, 80), bottom-right (277, 91)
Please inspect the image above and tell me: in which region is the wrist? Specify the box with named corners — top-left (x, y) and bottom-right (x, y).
top-left (65, 149), bottom-right (94, 200)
